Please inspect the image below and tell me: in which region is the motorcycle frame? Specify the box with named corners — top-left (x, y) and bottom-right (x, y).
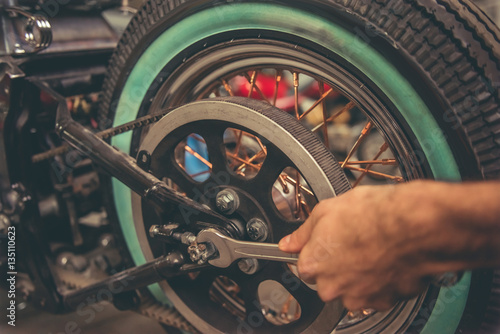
top-left (0, 3), bottom-right (228, 313)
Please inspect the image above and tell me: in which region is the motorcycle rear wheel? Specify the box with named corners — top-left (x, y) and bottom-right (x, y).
top-left (99, 0), bottom-right (500, 333)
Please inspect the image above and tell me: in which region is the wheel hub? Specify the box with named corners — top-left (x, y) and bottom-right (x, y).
top-left (131, 97), bottom-right (349, 333)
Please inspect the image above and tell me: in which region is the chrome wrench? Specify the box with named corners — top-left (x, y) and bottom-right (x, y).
top-left (196, 228), bottom-right (462, 287)
top-left (196, 228), bottom-right (298, 268)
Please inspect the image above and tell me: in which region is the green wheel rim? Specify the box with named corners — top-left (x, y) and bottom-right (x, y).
top-left (110, 3), bottom-right (467, 332)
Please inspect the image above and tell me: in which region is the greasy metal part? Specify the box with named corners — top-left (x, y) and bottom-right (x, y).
top-left (0, 213), bottom-right (10, 233)
top-left (187, 241), bottom-right (217, 264)
top-left (196, 228), bottom-right (298, 268)
top-left (215, 188), bottom-right (240, 215)
top-left (3, 183), bottom-right (29, 216)
top-left (55, 266), bottom-right (198, 333)
top-left (28, 82), bottom-right (237, 235)
top-left (63, 192), bottom-right (83, 247)
top-left (33, 14), bottom-right (117, 55)
top-left (63, 251), bottom-right (208, 310)
top-left (149, 224), bottom-right (197, 245)
top-left (37, 194), bottom-right (60, 218)
top-left (138, 297), bottom-right (199, 333)
top-left (13, 183), bottom-right (62, 313)
top-left (31, 106), bottom-right (175, 163)
top-left (149, 223), bottom-right (180, 239)
top-left (0, 66), bottom-right (20, 184)
top-left (2, 7), bottom-right (52, 55)
top-left (245, 217), bottom-right (268, 241)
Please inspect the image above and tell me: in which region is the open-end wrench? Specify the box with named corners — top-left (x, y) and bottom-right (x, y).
top-left (196, 228), bottom-right (462, 287)
top-left (196, 228), bottom-right (298, 268)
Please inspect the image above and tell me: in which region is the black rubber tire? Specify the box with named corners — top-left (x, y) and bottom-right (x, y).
top-left (100, 0), bottom-right (500, 180)
top-left (98, 0), bottom-right (500, 333)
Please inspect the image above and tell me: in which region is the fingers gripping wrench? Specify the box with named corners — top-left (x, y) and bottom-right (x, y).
top-left (196, 228), bottom-right (298, 268)
top-left (196, 228), bottom-right (461, 287)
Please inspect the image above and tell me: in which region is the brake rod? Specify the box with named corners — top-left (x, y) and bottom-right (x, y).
top-left (63, 252), bottom-right (208, 310)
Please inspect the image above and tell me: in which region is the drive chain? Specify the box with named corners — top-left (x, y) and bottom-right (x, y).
top-left (55, 266), bottom-right (198, 333)
top-left (32, 107), bottom-right (176, 163)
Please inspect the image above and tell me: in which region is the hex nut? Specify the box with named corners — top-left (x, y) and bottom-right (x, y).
top-left (215, 189), bottom-right (240, 215)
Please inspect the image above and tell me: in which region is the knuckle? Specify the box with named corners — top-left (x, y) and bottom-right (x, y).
top-left (297, 255), bottom-right (318, 277)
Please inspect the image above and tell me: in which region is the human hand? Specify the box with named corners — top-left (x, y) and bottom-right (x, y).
top-left (279, 183), bottom-right (441, 311)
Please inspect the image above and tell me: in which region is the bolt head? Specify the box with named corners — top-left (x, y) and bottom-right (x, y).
top-left (215, 189), bottom-right (239, 215)
top-left (246, 218), bottom-right (268, 241)
top-left (238, 258), bottom-right (259, 275)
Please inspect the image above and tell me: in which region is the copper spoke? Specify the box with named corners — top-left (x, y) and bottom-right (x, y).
top-left (278, 174), bottom-right (290, 194)
top-left (341, 120), bottom-right (374, 168)
top-left (344, 165), bottom-right (403, 181)
top-left (227, 153), bottom-right (262, 170)
top-left (235, 150), bottom-right (266, 172)
top-left (243, 133), bottom-right (268, 155)
top-left (273, 70), bottom-right (283, 106)
top-left (352, 142), bottom-right (391, 187)
top-left (298, 87), bottom-right (333, 121)
top-left (221, 79), bottom-right (234, 96)
top-left (293, 72), bottom-right (300, 119)
top-left (284, 175), bottom-right (314, 197)
top-left (189, 170), bottom-right (211, 179)
top-left (233, 129), bottom-right (244, 156)
top-left (312, 101), bottom-right (356, 133)
top-left (294, 171), bottom-right (302, 217)
top-left (319, 82), bottom-right (330, 149)
top-left (247, 71), bottom-right (257, 98)
top-left (256, 137), bottom-right (267, 155)
top-left (227, 130), bottom-right (243, 169)
top-left (243, 72), bottom-right (269, 102)
top-left (281, 295), bottom-right (294, 315)
top-left (301, 200), bottom-right (312, 217)
top-left (184, 145), bottom-right (213, 169)
top-left (188, 134), bottom-right (206, 143)
top-left (343, 158), bottom-right (396, 166)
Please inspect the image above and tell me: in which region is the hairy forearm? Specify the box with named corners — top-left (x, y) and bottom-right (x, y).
top-left (394, 180), bottom-right (500, 275)
top-left (280, 179), bottom-right (500, 307)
